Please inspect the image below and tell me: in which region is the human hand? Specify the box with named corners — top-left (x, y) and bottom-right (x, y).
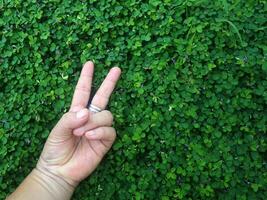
top-left (36, 61), bottom-right (121, 187)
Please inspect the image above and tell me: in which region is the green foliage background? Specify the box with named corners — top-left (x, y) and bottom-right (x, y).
top-left (0, 0), bottom-right (267, 199)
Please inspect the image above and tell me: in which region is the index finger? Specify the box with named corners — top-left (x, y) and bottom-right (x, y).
top-left (90, 67), bottom-right (121, 110)
top-left (70, 61), bottom-right (94, 112)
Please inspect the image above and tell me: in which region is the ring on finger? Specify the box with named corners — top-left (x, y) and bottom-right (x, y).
top-left (89, 104), bottom-right (102, 113)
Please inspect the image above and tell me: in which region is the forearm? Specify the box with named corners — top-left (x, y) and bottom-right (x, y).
top-left (6, 168), bottom-right (75, 200)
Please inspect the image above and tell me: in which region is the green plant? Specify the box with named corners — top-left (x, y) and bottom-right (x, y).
top-left (0, 0), bottom-right (266, 199)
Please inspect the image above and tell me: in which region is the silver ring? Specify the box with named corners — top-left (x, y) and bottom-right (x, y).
top-left (89, 104), bottom-right (102, 113)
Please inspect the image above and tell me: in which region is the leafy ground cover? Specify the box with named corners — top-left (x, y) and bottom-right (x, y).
top-left (0, 0), bottom-right (266, 199)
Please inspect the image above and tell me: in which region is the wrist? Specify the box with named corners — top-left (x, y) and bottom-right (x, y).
top-left (36, 156), bottom-right (80, 187)
top-left (7, 168), bottom-right (75, 200)
top-left (31, 167), bottom-right (75, 199)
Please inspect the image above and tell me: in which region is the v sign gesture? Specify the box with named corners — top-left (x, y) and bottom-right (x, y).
top-left (37, 61), bottom-right (121, 186)
top-left (7, 61), bottom-right (121, 200)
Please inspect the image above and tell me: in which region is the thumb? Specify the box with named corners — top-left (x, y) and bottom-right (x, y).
top-left (53, 108), bottom-right (90, 135)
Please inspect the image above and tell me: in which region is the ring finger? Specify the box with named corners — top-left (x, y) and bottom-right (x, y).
top-left (73, 110), bottom-right (113, 136)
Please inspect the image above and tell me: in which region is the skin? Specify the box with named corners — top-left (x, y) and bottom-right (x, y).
top-left (7, 61), bottom-right (121, 199)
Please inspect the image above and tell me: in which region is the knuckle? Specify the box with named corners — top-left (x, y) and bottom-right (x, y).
top-left (111, 127), bottom-right (117, 140)
top-left (62, 112), bottom-right (70, 120)
top-left (103, 110), bottom-right (114, 123)
top-left (75, 84), bottom-right (88, 92)
top-left (112, 127), bottom-right (116, 135)
top-left (60, 112), bottom-right (71, 130)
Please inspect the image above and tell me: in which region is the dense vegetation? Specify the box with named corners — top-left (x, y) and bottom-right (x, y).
top-left (0, 0), bottom-right (266, 199)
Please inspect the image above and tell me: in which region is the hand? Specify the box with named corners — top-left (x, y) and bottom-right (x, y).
top-left (36, 61), bottom-right (121, 187)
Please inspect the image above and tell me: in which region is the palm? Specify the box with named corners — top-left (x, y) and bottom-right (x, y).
top-left (43, 133), bottom-right (111, 183)
top-left (68, 137), bottom-right (109, 178)
top-left (37, 61), bottom-right (121, 185)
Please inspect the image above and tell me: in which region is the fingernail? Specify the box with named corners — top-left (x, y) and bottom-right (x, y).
top-left (76, 109), bottom-right (88, 119)
top-left (86, 130), bottom-right (95, 136)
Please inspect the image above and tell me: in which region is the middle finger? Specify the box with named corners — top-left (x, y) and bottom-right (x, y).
top-left (89, 67), bottom-right (121, 111)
